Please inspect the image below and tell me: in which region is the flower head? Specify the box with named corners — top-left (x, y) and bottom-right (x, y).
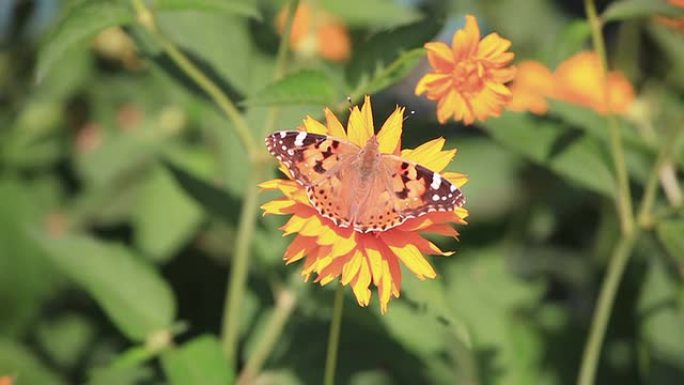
top-left (415, 15), bottom-right (515, 125)
top-left (275, 1), bottom-right (351, 62)
top-left (261, 97), bottom-right (468, 313)
top-left (553, 51), bottom-right (635, 115)
top-left (507, 61), bottom-right (555, 115)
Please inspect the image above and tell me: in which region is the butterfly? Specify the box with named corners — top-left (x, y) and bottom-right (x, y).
top-left (265, 130), bottom-right (466, 233)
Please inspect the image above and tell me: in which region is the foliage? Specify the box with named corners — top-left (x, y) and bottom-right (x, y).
top-left (0, 0), bottom-right (682, 384)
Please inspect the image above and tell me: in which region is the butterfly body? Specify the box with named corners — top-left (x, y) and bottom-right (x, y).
top-left (265, 131), bottom-right (465, 233)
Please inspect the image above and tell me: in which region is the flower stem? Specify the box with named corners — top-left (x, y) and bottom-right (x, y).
top-left (236, 285), bottom-right (298, 385)
top-left (130, 0), bottom-right (259, 158)
top-left (577, 233), bottom-right (637, 385)
top-left (323, 285), bottom-right (345, 385)
top-left (584, 0), bottom-right (634, 236)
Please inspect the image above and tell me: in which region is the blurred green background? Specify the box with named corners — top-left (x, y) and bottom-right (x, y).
top-left (1, 0), bottom-right (683, 384)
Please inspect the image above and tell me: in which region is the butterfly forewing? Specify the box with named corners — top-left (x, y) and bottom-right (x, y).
top-left (265, 131), bottom-right (359, 186)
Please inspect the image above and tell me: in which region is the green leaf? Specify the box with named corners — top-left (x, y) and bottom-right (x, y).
top-left (37, 234), bottom-right (176, 341)
top-left (346, 18), bottom-right (442, 89)
top-left (0, 340), bottom-right (65, 385)
top-left (246, 71), bottom-right (337, 107)
top-left (36, 1), bottom-right (133, 82)
top-left (603, 0), bottom-right (684, 22)
top-left (164, 161), bottom-right (241, 225)
top-left (656, 219), bottom-right (684, 266)
top-left (88, 365), bottom-right (154, 385)
top-left (154, 0), bottom-right (260, 19)
top-left (36, 314), bottom-right (95, 370)
top-left (321, 0), bottom-right (419, 27)
top-left (161, 335), bottom-right (234, 385)
top-left (360, 48), bottom-right (424, 97)
top-left (133, 166), bottom-right (203, 262)
top-left (482, 112), bottom-right (616, 197)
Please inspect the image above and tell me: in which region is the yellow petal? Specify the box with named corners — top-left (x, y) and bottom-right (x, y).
top-left (303, 116), bottom-right (327, 134)
top-left (281, 215), bottom-right (309, 236)
top-left (347, 96), bottom-right (373, 146)
top-left (341, 251), bottom-right (363, 285)
top-left (351, 259), bottom-right (372, 306)
top-left (324, 107), bottom-right (346, 138)
top-left (299, 214), bottom-right (325, 237)
top-left (379, 261), bottom-right (392, 314)
top-left (364, 242), bottom-right (384, 286)
top-left (330, 231), bottom-right (357, 257)
top-left (415, 73), bottom-right (450, 96)
top-left (401, 138), bottom-right (456, 172)
top-left (442, 171), bottom-right (468, 187)
top-left (386, 241), bottom-right (436, 280)
top-left (376, 106), bottom-right (404, 154)
top-left (261, 199), bottom-right (296, 215)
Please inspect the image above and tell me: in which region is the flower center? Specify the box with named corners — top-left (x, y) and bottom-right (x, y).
top-left (452, 60), bottom-right (485, 93)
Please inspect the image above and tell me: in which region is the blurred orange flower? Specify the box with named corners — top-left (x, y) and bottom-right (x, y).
top-left (261, 97), bottom-right (468, 313)
top-left (275, 1), bottom-right (351, 62)
top-left (553, 51), bottom-right (635, 115)
top-left (0, 376), bottom-right (14, 385)
top-left (508, 61), bottom-right (555, 115)
top-left (415, 15), bottom-right (516, 125)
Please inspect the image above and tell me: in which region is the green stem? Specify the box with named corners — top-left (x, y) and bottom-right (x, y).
top-left (219, 169), bottom-right (266, 368)
top-left (236, 285), bottom-right (298, 385)
top-left (584, 0), bottom-right (635, 236)
top-left (323, 285), bottom-right (345, 385)
top-left (577, 233), bottom-right (637, 385)
top-left (130, 0), bottom-right (259, 158)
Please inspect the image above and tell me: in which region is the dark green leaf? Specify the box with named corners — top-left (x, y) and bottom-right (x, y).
top-left (132, 166), bottom-right (203, 262)
top-left (603, 0), bottom-right (684, 22)
top-left (165, 161), bottom-right (241, 225)
top-left (482, 112), bottom-right (616, 197)
top-left (37, 1), bottom-right (133, 82)
top-left (346, 18), bottom-right (442, 88)
top-left (656, 219), bottom-right (684, 266)
top-left (246, 71), bottom-right (337, 107)
top-left (161, 335), bottom-right (234, 385)
top-left (0, 340), bottom-right (65, 385)
top-left (154, 0), bottom-right (260, 19)
top-left (37, 234), bottom-right (176, 341)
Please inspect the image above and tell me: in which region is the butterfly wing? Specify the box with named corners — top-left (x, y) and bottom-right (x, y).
top-left (351, 154), bottom-right (466, 232)
top-left (265, 130), bottom-right (360, 227)
top-left (265, 131), bottom-right (360, 186)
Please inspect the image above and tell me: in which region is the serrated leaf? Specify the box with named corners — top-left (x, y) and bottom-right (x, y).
top-left (246, 71), bottom-right (337, 106)
top-left (153, 0), bottom-right (260, 19)
top-left (161, 335), bottom-right (234, 385)
top-left (37, 1), bottom-right (133, 82)
top-left (656, 219), bottom-right (684, 265)
top-left (602, 0), bottom-right (684, 22)
top-left (133, 166), bottom-right (203, 263)
top-left (482, 112), bottom-right (616, 197)
top-left (37, 234), bottom-right (176, 341)
top-left (164, 161), bottom-right (241, 225)
top-left (346, 18), bottom-right (442, 88)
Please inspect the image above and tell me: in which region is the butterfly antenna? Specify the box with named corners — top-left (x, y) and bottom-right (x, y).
top-left (346, 96), bottom-right (353, 108)
top-left (403, 110), bottom-right (416, 123)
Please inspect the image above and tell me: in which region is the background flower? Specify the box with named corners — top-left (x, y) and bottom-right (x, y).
top-left (261, 97), bottom-right (468, 313)
top-left (415, 15), bottom-right (515, 125)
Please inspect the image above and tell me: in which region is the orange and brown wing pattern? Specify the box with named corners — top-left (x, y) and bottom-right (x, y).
top-left (265, 131), bottom-right (359, 187)
top-left (381, 154), bottom-right (465, 220)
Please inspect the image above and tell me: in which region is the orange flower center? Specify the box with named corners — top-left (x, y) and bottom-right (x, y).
top-left (452, 60), bottom-right (484, 94)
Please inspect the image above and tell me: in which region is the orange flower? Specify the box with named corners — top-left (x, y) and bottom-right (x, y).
top-left (275, 1), bottom-right (351, 62)
top-left (415, 15), bottom-right (515, 125)
top-left (261, 97), bottom-right (468, 313)
top-left (0, 376), bottom-right (14, 385)
top-left (507, 61), bottom-right (555, 115)
top-left (553, 51), bottom-right (635, 115)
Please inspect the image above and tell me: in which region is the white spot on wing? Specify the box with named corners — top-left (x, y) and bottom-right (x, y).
top-left (432, 194), bottom-right (440, 201)
top-left (294, 131), bottom-right (307, 146)
top-left (450, 184), bottom-right (457, 192)
top-left (279, 131), bottom-right (287, 138)
top-left (431, 173), bottom-right (441, 189)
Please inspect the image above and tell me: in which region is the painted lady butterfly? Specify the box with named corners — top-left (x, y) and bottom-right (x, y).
top-left (265, 131), bottom-right (466, 233)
